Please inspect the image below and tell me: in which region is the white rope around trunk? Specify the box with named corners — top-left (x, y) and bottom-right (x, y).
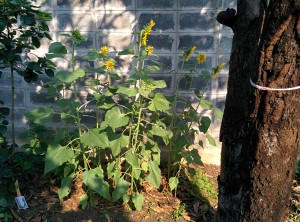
top-left (250, 78), bottom-right (300, 91)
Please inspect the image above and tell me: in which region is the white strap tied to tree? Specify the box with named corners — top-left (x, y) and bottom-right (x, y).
top-left (250, 78), bottom-right (300, 91)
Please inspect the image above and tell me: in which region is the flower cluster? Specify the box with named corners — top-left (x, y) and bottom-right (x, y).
top-left (146, 45), bottom-right (154, 55)
top-left (105, 60), bottom-right (115, 70)
top-left (100, 46), bottom-right (109, 55)
top-left (185, 45), bottom-right (197, 62)
top-left (212, 62), bottom-right (225, 79)
top-left (142, 19), bottom-right (155, 46)
top-left (196, 52), bottom-right (206, 64)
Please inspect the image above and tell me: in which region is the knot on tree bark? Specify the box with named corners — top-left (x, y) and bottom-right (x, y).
top-left (217, 8), bottom-right (237, 30)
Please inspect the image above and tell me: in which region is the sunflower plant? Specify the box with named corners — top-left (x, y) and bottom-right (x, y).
top-left (25, 19), bottom-right (224, 210)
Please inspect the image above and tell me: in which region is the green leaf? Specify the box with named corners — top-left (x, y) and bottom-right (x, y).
top-left (147, 65), bottom-right (160, 72)
top-left (25, 107), bottom-right (55, 124)
top-left (21, 14), bottom-right (36, 26)
top-left (148, 93), bottom-right (170, 112)
top-left (152, 80), bottom-right (167, 89)
top-left (112, 177), bottom-right (129, 201)
top-left (132, 192), bottom-right (143, 211)
top-left (32, 36), bottom-right (41, 48)
top-left (191, 149), bottom-right (203, 165)
top-left (80, 194), bottom-right (88, 210)
top-left (0, 148), bottom-right (9, 165)
top-left (82, 168), bottom-right (111, 200)
top-left (145, 161), bottom-right (161, 188)
top-left (206, 133), bottom-right (217, 146)
top-left (44, 144), bottom-right (75, 175)
top-left (45, 68), bottom-right (54, 77)
top-left (150, 124), bottom-right (170, 138)
top-left (141, 162), bottom-right (149, 172)
top-left (82, 49), bottom-right (105, 61)
top-left (116, 87), bottom-right (137, 97)
top-left (0, 198), bottom-right (7, 207)
top-left (28, 61), bottom-right (42, 71)
top-left (0, 19), bottom-right (7, 31)
top-left (80, 128), bottom-right (109, 148)
top-left (200, 99), bottom-right (213, 110)
top-left (105, 107), bottom-right (129, 130)
top-left (108, 131), bottom-right (129, 157)
top-left (169, 177), bottom-right (179, 191)
top-left (56, 68), bottom-right (85, 83)
top-left (125, 152), bottom-right (140, 167)
top-left (49, 42), bottom-right (67, 54)
top-left (213, 107), bottom-right (223, 120)
top-left (58, 176), bottom-right (73, 199)
top-left (123, 194), bottom-right (130, 204)
top-left (199, 116), bottom-right (211, 133)
top-left (118, 48), bottom-right (135, 56)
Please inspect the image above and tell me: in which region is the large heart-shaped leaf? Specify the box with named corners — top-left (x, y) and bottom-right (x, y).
top-left (58, 176), bottom-right (73, 199)
top-left (148, 93), bottom-right (170, 112)
top-left (44, 144), bottom-right (74, 175)
top-left (82, 168), bottom-right (111, 200)
top-left (48, 42), bottom-right (67, 54)
top-left (105, 107), bottom-right (129, 130)
top-left (25, 107), bottom-right (55, 124)
top-left (112, 177), bottom-right (129, 201)
top-left (132, 192), bottom-right (143, 211)
top-left (56, 68), bottom-right (85, 83)
top-left (80, 128), bottom-right (109, 148)
top-left (145, 161), bottom-right (161, 188)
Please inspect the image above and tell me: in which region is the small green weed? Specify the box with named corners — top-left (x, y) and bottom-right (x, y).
top-left (171, 202), bottom-right (186, 221)
top-left (190, 169), bottom-right (218, 203)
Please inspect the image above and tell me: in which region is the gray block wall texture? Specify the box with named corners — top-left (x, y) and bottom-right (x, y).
top-left (0, 0), bottom-right (236, 147)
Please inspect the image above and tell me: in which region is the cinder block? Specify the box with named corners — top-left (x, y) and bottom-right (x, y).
top-left (178, 75), bottom-right (212, 92)
top-left (57, 0), bottom-right (94, 8)
top-left (0, 89), bottom-right (24, 106)
top-left (0, 72), bottom-right (23, 88)
top-left (138, 13), bottom-right (175, 31)
top-left (219, 35), bottom-right (233, 53)
top-left (147, 34), bottom-right (175, 52)
top-left (178, 56), bottom-right (213, 70)
top-left (145, 55), bottom-right (173, 72)
top-left (223, 0), bottom-right (237, 8)
top-left (179, 12), bottom-right (216, 32)
top-left (57, 32), bottom-right (95, 50)
top-left (151, 75), bottom-right (173, 90)
top-left (97, 33), bottom-right (133, 51)
top-left (97, 12), bottom-right (135, 31)
top-left (179, 0), bottom-right (220, 9)
top-left (215, 74), bottom-right (228, 94)
top-left (178, 35), bottom-right (214, 51)
top-left (95, 0), bottom-right (134, 9)
top-left (137, 0), bottom-right (175, 9)
top-left (30, 91), bottom-right (58, 104)
top-left (56, 12), bottom-right (93, 31)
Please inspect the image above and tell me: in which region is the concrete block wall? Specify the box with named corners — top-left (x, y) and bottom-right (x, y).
top-left (0, 0), bottom-right (237, 160)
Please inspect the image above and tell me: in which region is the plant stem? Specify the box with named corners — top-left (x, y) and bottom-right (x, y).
top-left (10, 65), bottom-right (16, 153)
top-left (71, 42), bottom-right (88, 171)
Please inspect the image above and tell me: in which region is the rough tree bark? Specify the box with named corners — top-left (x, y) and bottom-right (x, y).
top-left (216, 0), bottom-right (300, 221)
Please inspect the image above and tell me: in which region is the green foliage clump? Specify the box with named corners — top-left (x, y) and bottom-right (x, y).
top-left (190, 169), bottom-right (218, 203)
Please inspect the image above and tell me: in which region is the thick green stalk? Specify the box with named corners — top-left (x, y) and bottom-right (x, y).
top-left (71, 42), bottom-right (88, 171)
top-left (167, 61), bottom-right (185, 179)
top-left (10, 65), bottom-right (16, 153)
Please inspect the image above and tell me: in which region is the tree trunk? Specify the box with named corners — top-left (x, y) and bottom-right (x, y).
top-left (217, 0), bottom-right (300, 221)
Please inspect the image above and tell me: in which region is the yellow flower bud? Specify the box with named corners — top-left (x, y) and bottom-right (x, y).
top-left (196, 52), bottom-right (206, 64)
top-left (146, 45), bottom-right (154, 55)
top-left (105, 60), bottom-right (115, 70)
top-left (100, 46), bottom-right (109, 55)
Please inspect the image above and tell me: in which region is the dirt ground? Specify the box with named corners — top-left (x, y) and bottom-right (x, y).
top-left (6, 163), bottom-right (300, 222)
top-left (10, 164), bottom-right (220, 222)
